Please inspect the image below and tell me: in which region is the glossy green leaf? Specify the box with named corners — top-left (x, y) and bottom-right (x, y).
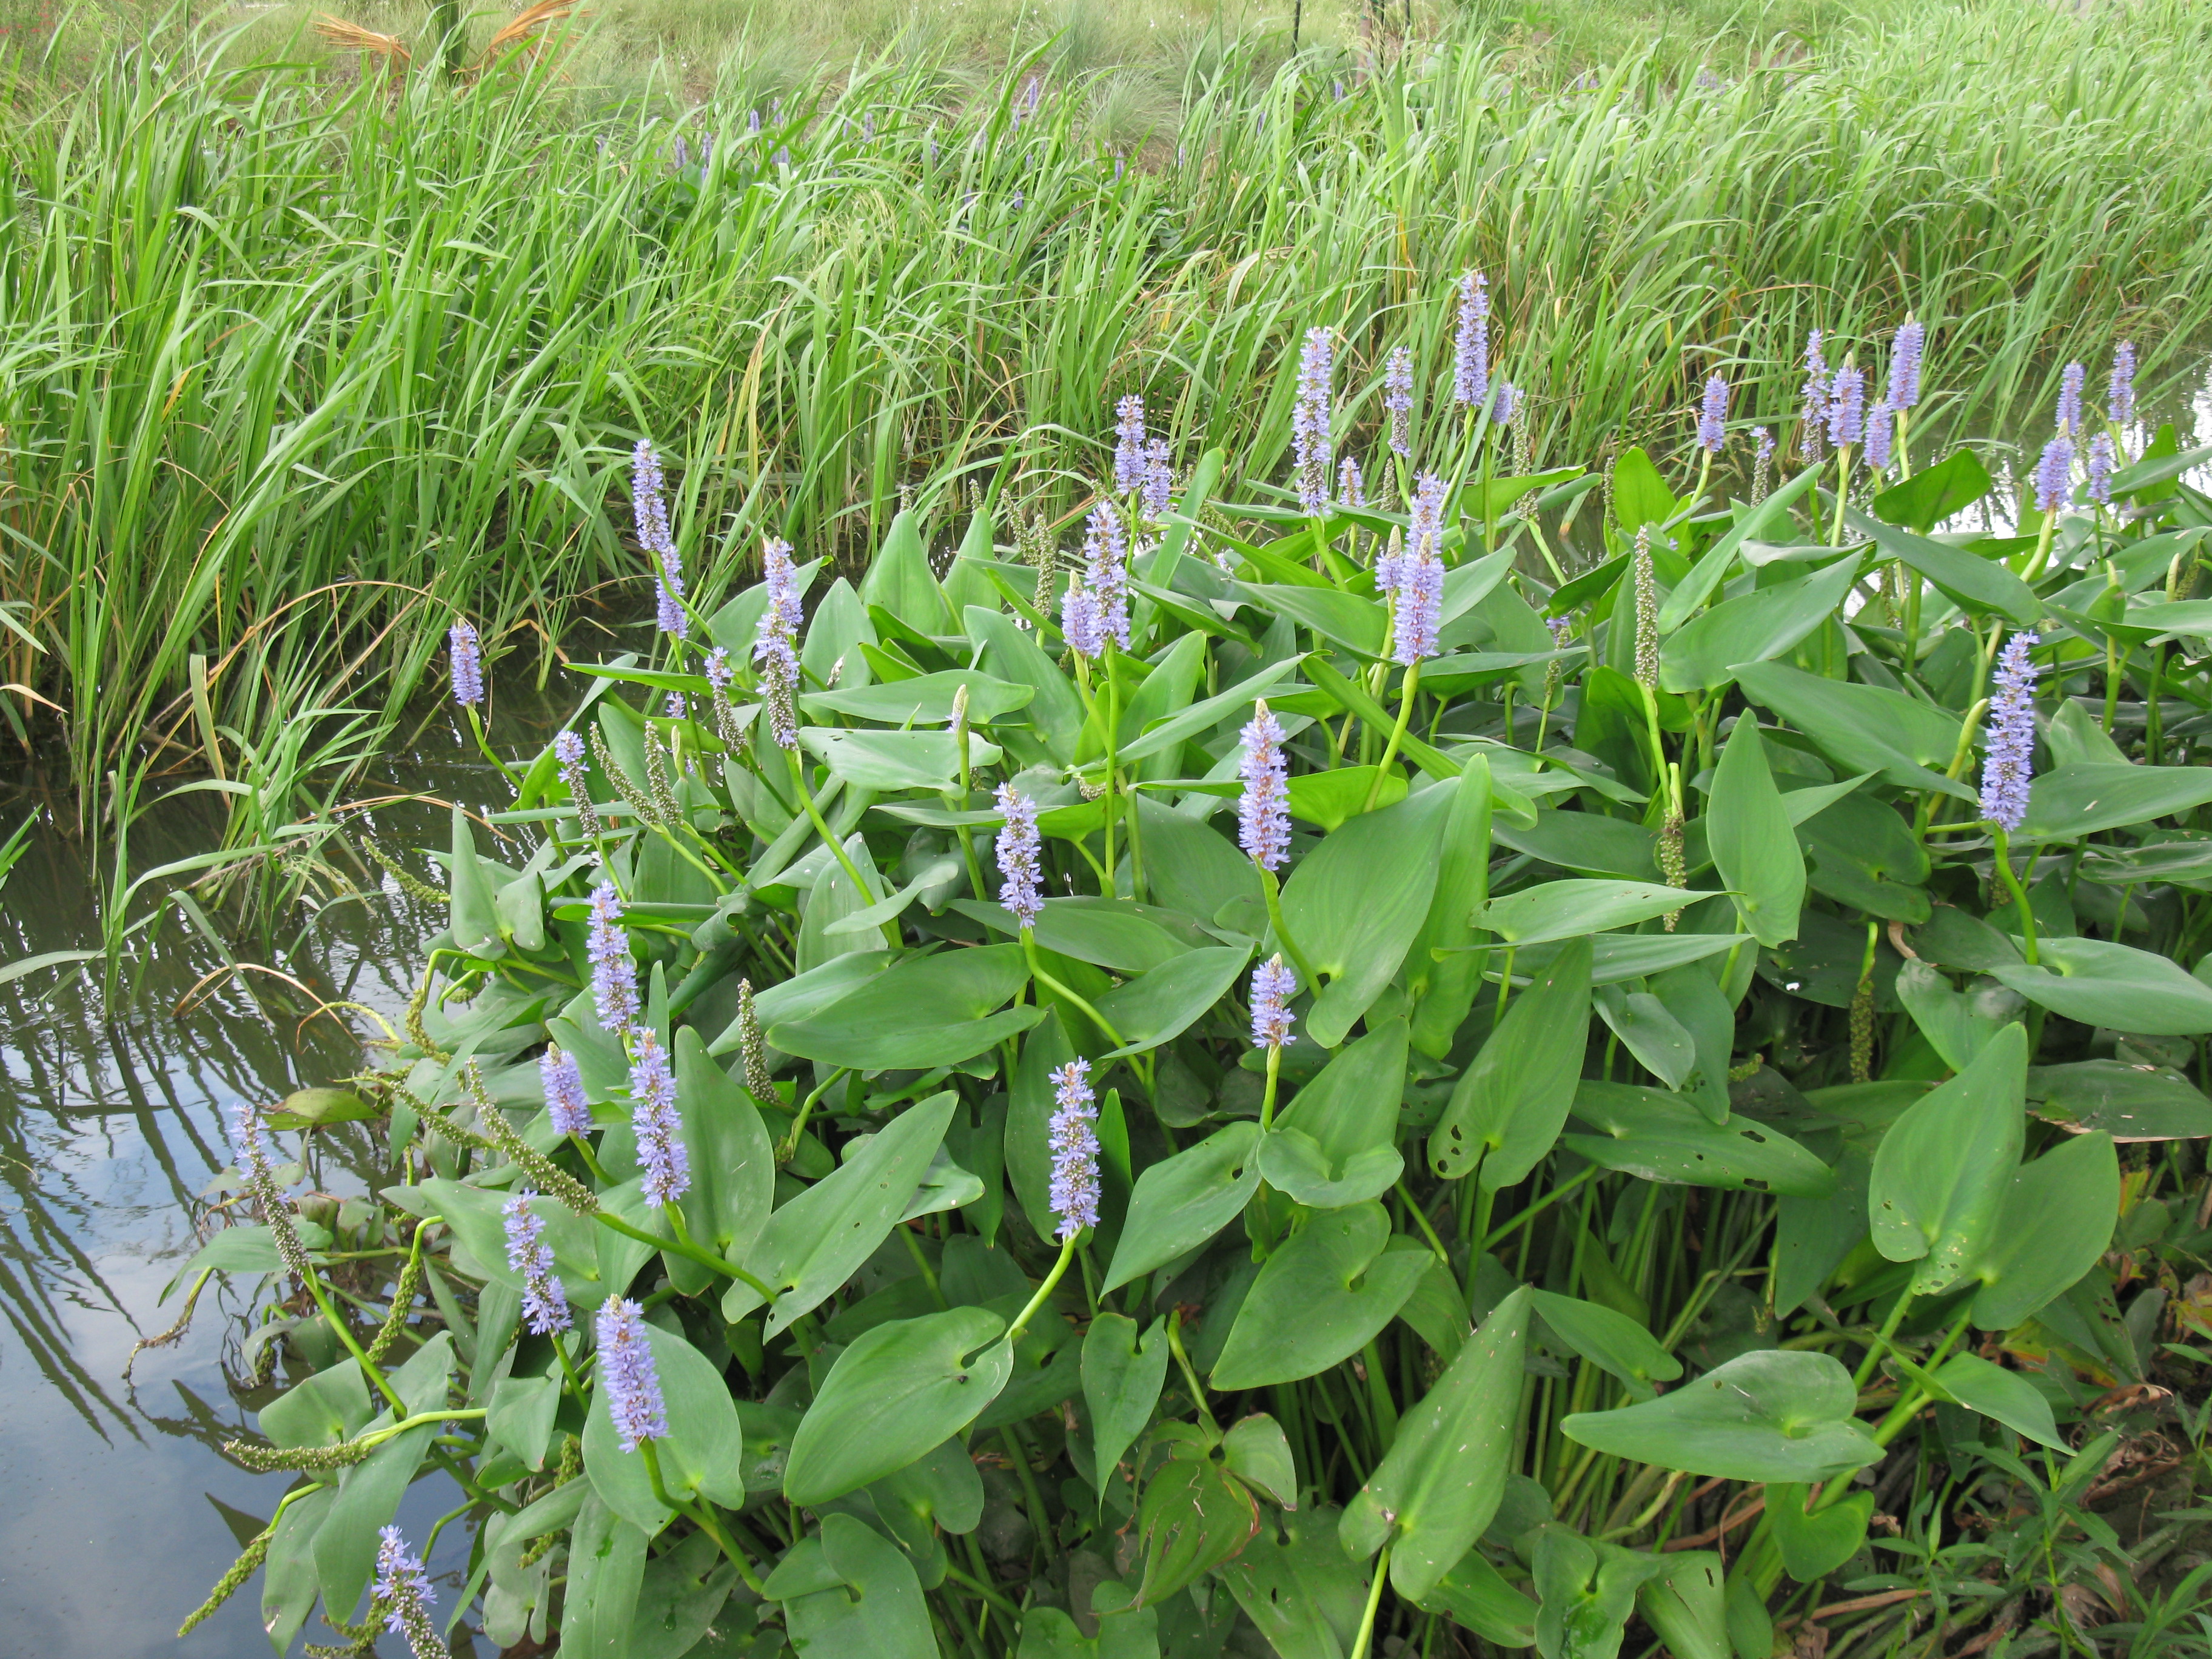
top-left (666, 1027), bottom-right (774, 1294)
top-left (1212, 1204), bottom-right (1430, 1388)
top-left (1989, 937), bottom-right (2212, 1035)
top-left (1895, 960), bottom-right (2010, 1072)
top-left (1261, 1017), bottom-right (1410, 1207)
top-left (1868, 1024), bottom-right (2026, 1293)
top-left (1102, 1121), bottom-right (1263, 1292)
top-left (488, 1373), bottom-right (560, 1472)
top-left (1084, 1313), bottom-right (1169, 1497)
top-left (1929, 1353), bottom-right (2065, 1447)
top-left (1473, 881), bottom-right (1706, 946)
top-left (1528, 1290), bottom-right (1682, 1400)
top-left (1871, 446), bottom-right (1994, 532)
top-left (1118, 658), bottom-right (1302, 763)
top-left (777, 1513), bottom-right (937, 1659)
top-left (1846, 509), bottom-right (2039, 626)
top-left (1493, 807), bottom-right (1657, 882)
top-left (803, 668), bottom-right (1031, 726)
top-left (1238, 583), bottom-right (1388, 657)
top-left (558, 1495), bottom-right (650, 1659)
top-left (1612, 447), bottom-right (1675, 531)
top-left (260, 1358), bottom-right (375, 1449)
top-left (584, 1321), bottom-right (747, 1532)
top-left (1430, 935), bottom-right (1593, 1188)
top-left (1134, 1451), bottom-right (1261, 1606)
top-left (785, 1307), bottom-right (1012, 1504)
top-left (1635, 1552), bottom-right (1729, 1659)
top-left (315, 1418), bottom-right (437, 1617)
top-left (1094, 944), bottom-right (1255, 1058)
top-left (1593, 986), bottom-right (1697, 1091)
top-left (1342, 1287), bottom-right (1531, 1600)
top-left (1734, 662), bottom-right (1972, 799)
top-left (1287, 765), bottom-right (1408, 828)
top-left (1766, 1483), bottom-right (1872, 1583)
top-left (1219, 1509), bottom-right (1372, 1658)
top-left (2026, 1061), bottom-right (2212, 1139)
top-left (1222, 1413), bottom-right (1299, 1508)
top-left (1417, 1547), bottom-right (1539, 1647)
top-left (2017, 762), bottom-right (2212, 842)
top-left (1530, 1527), bottom-right (1671, 1659)
top-left (1703, 719), bottom-right (1806, 948)
top-left (725, 1091), bottom-right (956, 1330)
top-left (1410, 754), bottom-right (1498, 1058)
top-left (1565, 1081), bottom-right (1835, 1196)
top-left (1657, 463), bottom-right (1825, 631)
top-left (1968, 1131), bottom-right (2119, 1330)
top-left (768, 943), bottom-right (1044, 1068)
top-left (1281, 786), bottom-right (1453, 1045)
top-left (1560, 1349), bottom-right (1882, 1483)
top-left (966, 605), bottom-right (1087, 760)
top-left (1659, 556), bottom-right (1860, 692)
top-left (447, 803), bottom-right (504, 953)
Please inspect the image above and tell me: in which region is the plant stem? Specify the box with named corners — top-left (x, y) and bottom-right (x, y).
top-left (1258, 864), bottom-right (1322, 990)
top-left (1007, 1236), bottom-right (1078, 1345)
top-left (1362, 660), bottom-right (1420, 811)
top-left (1350, 1545), bottom-right (1393, 1659)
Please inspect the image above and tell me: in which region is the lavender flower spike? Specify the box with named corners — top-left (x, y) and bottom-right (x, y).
top-left (1293, 327), bottom-right (1335, 515)
top-left (994, 783), bottom-right (1044, 928)
top-left (1979, 631), bottom-right (2039, 833)
top-left (2056, 362), bottom-right (2085, 435)
top-left (634, 440), bottom-right (686, 640)
top-left (449, 620), bottom-right (483, 706)
top-left (628, 1027), bottom-right (689, 1206)
top-left (1238, 701), bottom-right (1292, 871)
top-left (1453, 270), bottom-right (1490, 410)
top-left (1046, 1058), bottom-right (1100, 1241)
top-left (2087, 433), bottom-right (2116, 506)
top-left (1798, 329), bottom-right (1829, 462)
top-left (540, 1047), bottom-right (591, 1138)
top-left (2034, 435), bottom-right (2075, 514)
top-left (1393, 525), bottom-right (1443, 666)
top-left (1864, 401), bottom-right (1895, 474)
top-left (1384, 345), bottom-right (1414, 458)
top-left (595, 1298), bottom-right (670, 1452)
top-left (1250, 954), bottom-right (1298, 1050)
top-left (1114, 395), bottom-right (1147, 494)
top-left (1061, 578), bottom-right (1106, 660)
top-left (1142, 439), bottom-right (1174, 521)
top-left (753, 536), bottom-right (802, 751)
top-left (1338, 455), bottom-right (1366, 509)
top-left (1082, 501), bottom-right (1131, 649)
top-left (1826, 364), bottom-right (1866, 449)
top-left (1697, 374), bottom-right (1728, 454)
top-left (2108, 341), bottom-right (2137, 429)
top-left (1888, 318), bottom-right (1925, 411)
top-left (1490, 381), bottom-right (1520, 428)
top-left (503, 1191), bottom-right (572, 1336)
top-left (586, 881), bottom-right (640, 1031)
top-left (375, 1526), bottom-right (449, 1658)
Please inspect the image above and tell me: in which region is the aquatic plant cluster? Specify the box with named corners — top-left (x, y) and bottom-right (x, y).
top-left (173, 276), bottom-right (2212, 1659)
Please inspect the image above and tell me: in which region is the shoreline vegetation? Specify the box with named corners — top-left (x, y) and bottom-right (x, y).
top-left (0, 0), bottom-right (2207, 831)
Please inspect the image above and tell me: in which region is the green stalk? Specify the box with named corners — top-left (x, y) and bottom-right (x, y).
top-left (1361, 660), bottom-right (1421, 812)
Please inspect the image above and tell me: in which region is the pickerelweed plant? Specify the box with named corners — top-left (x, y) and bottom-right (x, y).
top-left (173, 291), bottom-right (2212, 1659)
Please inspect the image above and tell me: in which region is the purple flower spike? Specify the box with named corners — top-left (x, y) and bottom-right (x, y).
top-left (1046, 1059), bottom-right (1100, 1241)
top-left (1888, 318), bottom-right (1925, 411)
top-left (1114, 395), bottom-right (1147, 494)
top-left (503, 1191), bottom-right (572, 1336)
top-left (2087, 432), bottom-right (2116, 506)
top-left (1753, 426), bottom-right (1775, 464)
top-left (1250, 954), bottom-right (1298, 1050)
top-left (1384, 346), bottom-right (1415, 458)
top-left (1490, 380), bottom-right (1520, 428)
top-left (1798, 329), bottom-right (1829, 462)
top-left (1453, 271), bottom-right (1490, 410)
top-left (586, 882), bottom-right (639, 1031)
top-left (1338, 455), bottom-right (1366, 509)
top-left (2034, 435), bottom-right (2075, 513)
top-left (1979, 632), bottom-right (2039, 833)
top-left (1142, 439), bottom-right (1173, 521)
top-left (1293, 327), bottom-right (1335, 515)
top-left (994, 783), bottom-right (1043, 928)
top-left (1081, 502), bottom-right (1131, 649)
top-left (595, 1298), bottom-right (669, 1452)
top-left (1864, 402), bottom-right (1895, 474)
top-left (2056, 362), bottom-right (2085, 435)
top-left (1392, 520), bottom-right (1443, 668)
top-left (1826, 365), bottom-right (1866, 449)
top-left (1698, 374), bottom-right (1728, 454)
top-left (374, 1526), bottom-right (447, 1658)
top-left (1238, 702), bottom-right (1291, 871)
top-left (1061, 580), bottom-right (1105, 659)
top-left (540, 1048), bottom-right (591, 1138)
top-left (449, 621), bottom-right (483, 706)
top-left (2108, 341), bottom-right (2136, 429)
top-left (633, 441), bottom-right (685, 640)
top-left (628, 1027), bottom-right (689, 1207)
top-left (753, 537), bottom-right (802, 750)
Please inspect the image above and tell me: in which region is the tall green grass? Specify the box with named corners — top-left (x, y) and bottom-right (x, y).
top-left (2, 0), bottom-right (2207, 823)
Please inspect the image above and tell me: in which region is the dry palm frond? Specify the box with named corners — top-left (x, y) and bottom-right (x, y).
top-left (480, 0), bottom-right (578, 64)
top-left (311, 15), bottom-right (411, 69)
